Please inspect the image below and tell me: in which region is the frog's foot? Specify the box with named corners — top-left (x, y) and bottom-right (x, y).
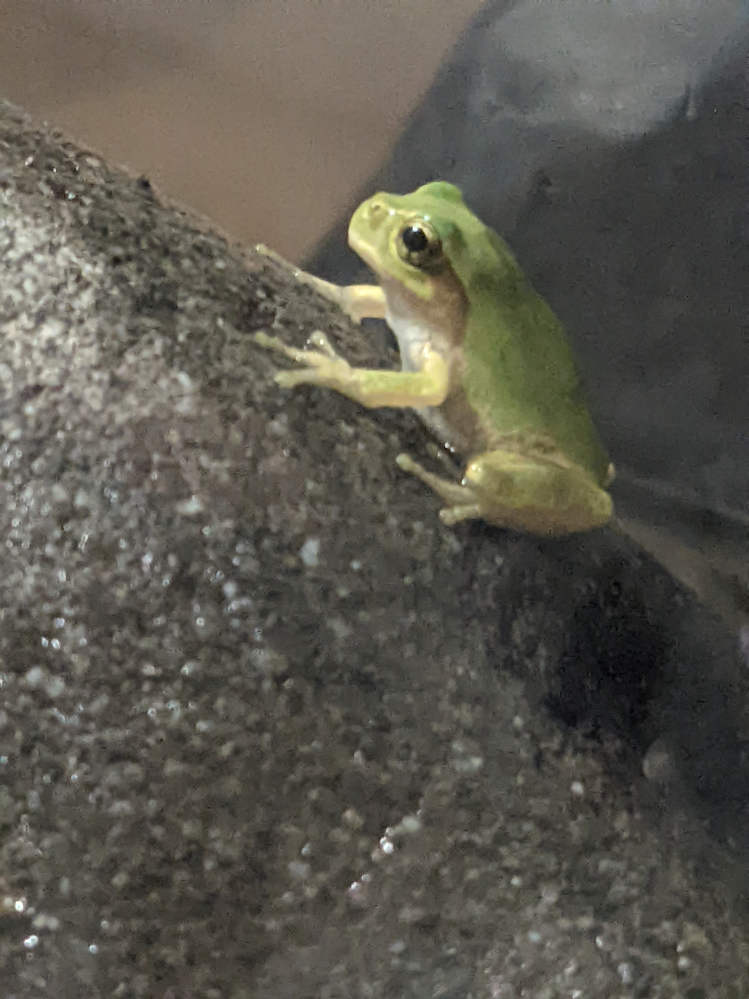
top-left (255, 244), bottom-right (295, 270)
top-left (396, 453), bottom-right (481, 523)
top-left (254, 330), bottom-right (352, 390)
top-left (296, 278), bottom-right (385, 323)
top-left (254, 245), bottom-right (384, 322)
top-left (256, 333), bottom-right (449, 409)
top-left (255, 245), bottom-right (342, 301)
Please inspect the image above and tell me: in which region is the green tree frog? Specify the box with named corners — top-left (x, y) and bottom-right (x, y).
top-left (255, 182), bottom-right (614, 535)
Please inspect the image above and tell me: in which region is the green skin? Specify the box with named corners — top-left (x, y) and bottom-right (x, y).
top-left (255, 182), bottom-right (613, 535)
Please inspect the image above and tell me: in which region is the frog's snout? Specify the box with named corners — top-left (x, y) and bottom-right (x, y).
top-left (362, 199), bottom-right (388, 228)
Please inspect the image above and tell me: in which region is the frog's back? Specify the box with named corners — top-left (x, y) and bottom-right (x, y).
top-left (445, 222), bottom-right (610, 485)
top-left (384, 183), bottom-right (610, 483)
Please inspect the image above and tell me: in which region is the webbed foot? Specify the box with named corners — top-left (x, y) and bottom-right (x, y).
top-left (254, 330), bottom-right (353, 391)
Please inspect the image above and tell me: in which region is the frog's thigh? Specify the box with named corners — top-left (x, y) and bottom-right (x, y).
top-left (461, 450), bottom-right (612, 535)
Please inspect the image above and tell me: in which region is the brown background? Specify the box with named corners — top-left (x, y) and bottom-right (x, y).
top-left (0, 0), bottom-right (483, 259)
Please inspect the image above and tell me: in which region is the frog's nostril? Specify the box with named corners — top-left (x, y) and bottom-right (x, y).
top-left (367, 201), bottom-right (386, 224)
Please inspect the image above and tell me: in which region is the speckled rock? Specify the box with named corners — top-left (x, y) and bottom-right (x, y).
top-left (1, 99), bottom-right (749, 999)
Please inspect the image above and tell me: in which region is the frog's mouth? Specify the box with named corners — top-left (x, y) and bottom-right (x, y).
top-left (347, 224), bottom-right (380, 277)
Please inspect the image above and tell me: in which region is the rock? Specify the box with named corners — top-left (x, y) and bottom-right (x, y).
top-left (1, 98), bottom-right (748, 998)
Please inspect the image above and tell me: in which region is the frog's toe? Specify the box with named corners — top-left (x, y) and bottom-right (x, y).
top-left (395, 453), bottom-right (418, 473)
top-left (274, 369), bottom-right (313, 390)
top-left (397, 453), bottom-right (475, 509)
top-left (254, 331), bottom-right (303, 364)
top-left (440, 503), bottom-right (482, 526)
top-left (308, 331), bottom-right (340, 359)
top-left (254, 330), bottom-right (282, 352)
top-left (275, 356), bottom-right (353, 390)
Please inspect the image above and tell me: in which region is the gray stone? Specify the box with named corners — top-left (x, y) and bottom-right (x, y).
top-left (0, 98), bottom-right (748, 998)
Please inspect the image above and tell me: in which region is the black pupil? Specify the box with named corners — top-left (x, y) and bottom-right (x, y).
top-left (402, 225), bottom-right (429, 254)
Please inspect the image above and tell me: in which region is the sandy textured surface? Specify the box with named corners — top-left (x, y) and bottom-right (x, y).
top-left (1, 98), bottom-right (749, 998)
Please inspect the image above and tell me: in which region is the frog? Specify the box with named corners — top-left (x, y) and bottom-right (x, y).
top-left (254, 181), bottom-right (614, 535)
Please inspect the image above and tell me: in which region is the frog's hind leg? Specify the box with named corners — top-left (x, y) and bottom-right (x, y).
top-left (396, 453), bottom-right (482, 521)
top-left (459, 450), bottom-right (612, 535)
top-left (397, 449), bottom-right (612, 536)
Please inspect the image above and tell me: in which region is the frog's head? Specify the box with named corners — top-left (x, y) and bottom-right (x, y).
top-left (348, 183), bottom-right (468, 301)
top-left (348, 182), bottom-right (511, 305)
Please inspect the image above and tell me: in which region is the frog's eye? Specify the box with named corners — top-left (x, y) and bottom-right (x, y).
top-left (397, 220), bottom-right (443, 269)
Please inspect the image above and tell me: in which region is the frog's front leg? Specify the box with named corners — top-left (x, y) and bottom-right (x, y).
top-left (255, 245), bottom-right (386, 322)
top-left (255, 331), bottom-right (449, 409)
top-left (397, 450), bottom-right (613, 536)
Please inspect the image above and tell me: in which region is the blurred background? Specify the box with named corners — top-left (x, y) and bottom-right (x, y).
top-left (0, 0), bottom-right (483, 258)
